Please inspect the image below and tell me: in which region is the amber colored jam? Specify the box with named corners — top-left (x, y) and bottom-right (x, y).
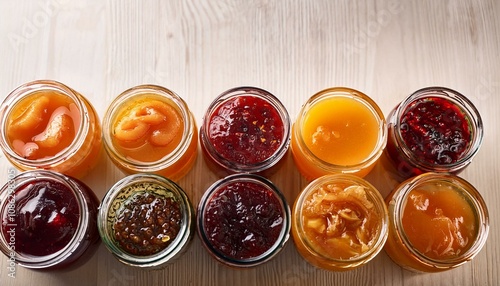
top-left (300, 183), bottom-right (382, 259)
top-left (6, 91), bottom-right (81, 160)
top-left (1, 179), bottom-right (80, 256)
top-left (113, 189), bottom-right (182, 256)
top-left (207, 96), bottom-right (285, 165)
top-left (202, 181), bottom-right (284, 260)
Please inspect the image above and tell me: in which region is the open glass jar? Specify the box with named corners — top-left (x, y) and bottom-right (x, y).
top-left (98, 173), bottom-right (194, 268)
top-left (0, 80), bottom-right (102, 178)
top-left (102, 85), bottom-right (198, 182)
top-left (291, 87), bottom-right (387, 181)
top-left (199, 86), bottom-right (291, 177)
top-left (0, 170), bottom-right (100, 269)
top-left (197, 174), bottom-right (291, 267)
top-left (292, 174), bottom-right (388, 271)
top-left (384, 87), bottom-right (483, 180)
top-left (384, 173), bottom-right (489, 272)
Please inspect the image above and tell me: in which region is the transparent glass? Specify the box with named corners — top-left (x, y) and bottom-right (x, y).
top-left (199, 86), bottom-right (291, 177)
top-left (291, 87), bottom-right (387, 181)
top-left (292, 174), bottom-right (388, 271)
top-left (102, 85), bottom-right (198, 182)
top-left (384, 173), bottom-right (489, 272)
top-left (98, 173), bottom-right (194, 268)
top-left (197, 173), bottom-right (291, 267)
top-left (0, 80), bottom-right (102, 178)
top-left (0, 170), bottom-right (100, 269)
top-left (385, 86), bottom-right (483, 180)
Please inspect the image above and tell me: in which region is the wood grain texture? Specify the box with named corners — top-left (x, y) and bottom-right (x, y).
top-left (1, 0), bottom-right (499, 285)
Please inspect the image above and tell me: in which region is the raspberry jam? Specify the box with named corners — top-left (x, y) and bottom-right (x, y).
top-left (200, 87), bottom-right (290, 176)
top-left (385, 87), bottom-right (483, 179)
top-left (197, 174), bottom-right (290, 267)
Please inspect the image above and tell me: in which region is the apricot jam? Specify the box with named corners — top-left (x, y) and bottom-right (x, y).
top-left (197, 174), bottom-right (290, 267)
top-left (385, 87), bottom-right (483, 180)
top-left (292, 174), bottom-right (388, 271)
top-left (200, 87), bottom-right (290, 176)
top-left (385, 173), bottom-right (489, 272)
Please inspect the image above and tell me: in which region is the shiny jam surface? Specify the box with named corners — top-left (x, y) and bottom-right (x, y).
top-left (402, 183), bottom-right (477, 260)
top-left (301, 96), bottom-right (379, 165)
top-left (113, 188), bottom-right (182, 256)
top-left (6, 91), bottom-right (81, 160)
top-left (1, 179), bottom-right (80, 256)
top-left (399, 97), bottom-right (471, 165)
top-left (301, 183), bottom-right (381, 259)
top-left (112, 95), bottom-right (184, 162)
top-left (203, 181), bottom-right (284, 260)
top-left (207, 96), bottom-right (284, 165)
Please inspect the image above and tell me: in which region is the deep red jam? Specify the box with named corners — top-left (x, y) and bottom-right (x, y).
top-left (399, 97), bottom-right (471, 165)
top-left (207, 96), bottom-right (284, 165)
top-left (1, 179), bottom-right (80, 257)
top-left (203, 181), bottom-right (284, 260)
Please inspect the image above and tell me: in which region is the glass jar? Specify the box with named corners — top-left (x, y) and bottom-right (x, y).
top-left (98, 173), bottom-right (194, 268)
top-left (199, 86), bottom-right (291, 177)
top-left (385, 173), bottom-right (489, 272)
top-left (0, 170), bottom-right (100, 269)
top-left (102, 85), bottom-right (198, 182)
top-left (0, 80), bottom-right (102, 178)
top-left (197, 173), bottom-right (291, 267)
top-left (291, 87), bottom-right (387, 181)
top-left (385, 87), bottom-right (483, 180)
top-left (292, 174), bottom-right (388, 271)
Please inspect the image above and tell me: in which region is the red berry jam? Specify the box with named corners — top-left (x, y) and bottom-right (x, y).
top-left (200, 178), bottom-right (287, 262)
top-left (207, 96), bottom-right (285, 165)
top-left (399, 97), bottom-right (471, 165)
top-left (2, 179), bottom-right (80, 257)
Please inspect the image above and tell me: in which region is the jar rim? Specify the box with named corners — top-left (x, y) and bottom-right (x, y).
top-left (102, 84), bottom-right (195, 172)
top-left (197, 173), bottom-right (291, 267)
top-left (293, 87), bottom-right (388, 174)
top-left (200, 86), bottom-right (291, 173)
top-left (97, 173), bottom-right (193, 268)
top-left (0, 80), bottom-right (90, 168)
top-left (292, 174), bottom-right (389, 267)
top-left (389, 172), bottom-right (489, 269)
top-left (392, 86), bottom-right (484, 172)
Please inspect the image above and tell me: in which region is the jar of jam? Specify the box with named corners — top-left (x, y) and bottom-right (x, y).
top-left (197, 174), bottom-right (291, 267)
top-left (291, 174), bottom-right (388, 271)
top-left (0, 80), bottom-right (102, 178)
top-left (385, 173), bottom-right (489, 272)
top-left (0, 170), bottom-right (100, 269)
top-left (102, 85), bottom-right (198, 182)
top-left (98, 173), bottom-right (194, 268)
top-left (291, 87), bottom-right (387, 181)
top-left (199, 86), bottom-right (291, 177)
top-left (384, 87), bottom-right (483, 180)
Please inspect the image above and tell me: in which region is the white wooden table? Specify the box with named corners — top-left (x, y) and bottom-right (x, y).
top-left (1, 1), bottom-right (499, 285)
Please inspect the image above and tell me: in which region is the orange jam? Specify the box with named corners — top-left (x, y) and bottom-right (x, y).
top-left (6, 91), bottom-right (81, 160)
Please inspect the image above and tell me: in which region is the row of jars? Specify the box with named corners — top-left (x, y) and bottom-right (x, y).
top-left (0, 80), bottom-right (489, 272)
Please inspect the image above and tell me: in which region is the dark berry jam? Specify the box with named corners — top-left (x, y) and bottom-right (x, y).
top-left (1, 179), bottom-right (80, 257)
top-left (202, 181), bottom-right (285, 260)
top-left (113, 190), bottom-right (182, 256)
top-left (207, 96), bottom-right (285, 165)
top-left (399, 97), bottom-right (471, 165)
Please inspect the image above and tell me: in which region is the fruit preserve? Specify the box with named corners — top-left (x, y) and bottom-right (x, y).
top-left (200, 87), bottom-right (290, 176)
top-left (385, 87), bottom-right (483, 180)
top-left (102, 85), bottom-right (198, 181)
top-left (0, 80), bottom-right (102, 178)
top-left (98, 174), bottom-right (194, 268)
top-left (292, 174), bottom-right (388, 271)
top-left (0, 170), bottom-right (100, 269)
top-left (197, 174), bottom-right (290, 267)
top-left (385, 173), bottom-right (489, 272)
top-left (291, 87), bottom-right (387, 181)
